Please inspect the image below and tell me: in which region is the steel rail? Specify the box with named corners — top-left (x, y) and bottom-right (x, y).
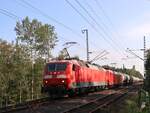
top-left (0, 82), bottom-right (142, 113)
top-left (62, 89), bottom-right (127, 113)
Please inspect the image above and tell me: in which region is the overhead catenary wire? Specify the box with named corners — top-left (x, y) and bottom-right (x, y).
top-left (65, 0), bottom-right (113, 47)
top-left (126, 48), bottom-right (144, 61)
top-left (90, 50), bottom-right (108, 63)
top-left (94, 0), bottom-right (128, 50)
top-left (15, 0), bottom-right (100, 51)
top-left (1, 8), bottom-right (85, 58)
top-left (74, 0), bottom-right (127, 57)
top-left (84, 1), bottom-right (127, 50)
top-left (94, 0), bottom-right (115, 29)
top-left (84, 1), bottom-right (111, 32)
top-left (0, 7), bottom-right (87, 58)
top-left (0, 8), bottom-right (21, 20)
top-left (19, 0), bottom-right (81, 38)
top-left (2, 0), bottom-right (126, 61)
top-left (0, 10), bottom-right (16, 20)
top-left (65, 0), bottom-right (126, 57)
top-left (92, 52), bottom-right (109, 63)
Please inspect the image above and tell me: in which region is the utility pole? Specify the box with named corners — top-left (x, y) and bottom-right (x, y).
top-left (143, 36), bottom-right (146, 78)
top-left (82, 29), bottom-right (90, 62)
top-left (126, 36), bottom-right (147, 78)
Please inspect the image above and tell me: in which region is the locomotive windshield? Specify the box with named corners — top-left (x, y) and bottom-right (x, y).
top-left (47, 63), bottom-right (67, 71)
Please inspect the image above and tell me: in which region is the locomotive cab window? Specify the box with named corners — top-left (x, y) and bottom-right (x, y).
top-left (47, 63), bottom-right (67, 71)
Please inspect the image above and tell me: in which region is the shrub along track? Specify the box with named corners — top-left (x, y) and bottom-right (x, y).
top-left (0, 83), bottom-right (142, 113)
top-left (0, 97), bottom-right (52, 113)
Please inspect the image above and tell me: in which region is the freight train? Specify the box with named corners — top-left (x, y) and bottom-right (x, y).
top-left (42, 59), bottom-right (141, 97)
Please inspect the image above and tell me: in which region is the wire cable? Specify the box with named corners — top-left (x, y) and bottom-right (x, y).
top-left (0, 8), bottom-right (21, 20)
top-left (74, 0), bottom-right (127, 56)
top-left (94, 0), bottom-right (128, 49)
top-left (16, 0), bottom-right (100, 51)
top-left (65, 0), bottom-right (125, 57)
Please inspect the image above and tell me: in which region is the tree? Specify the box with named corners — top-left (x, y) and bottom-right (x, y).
top-left (35, 24), bottom-right (58, 58)
top-left (0, 39), bottom-right (32, 105)
top-left (15, 16), bottom-right (57, 60)
top-left (145, 49), bottom-right (150, 92)
top-left (14, 17), bottom-right (58, 101)
top-left (0, 17), bottom-right (58, 106)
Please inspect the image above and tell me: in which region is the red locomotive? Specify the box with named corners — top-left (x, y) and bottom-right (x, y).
top-left (42, 59), bottom-right (139, 96)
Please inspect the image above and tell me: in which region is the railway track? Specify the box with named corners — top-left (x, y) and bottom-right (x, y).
top-left (0, 83), bottom-right (142, 113)
top-left (62, 89), bottom-right (127, 113)
top-left (62, 83), bottom-right (142, 113)
top-left (0, 90), bottom-right (120, 113)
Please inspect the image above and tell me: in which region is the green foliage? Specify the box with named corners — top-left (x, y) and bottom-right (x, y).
top-left (0, 39), bottom-right (32, 105)
top-left (15, 16), bottom-right (58, 59)
top-left (0, 17), bottom-right (58, 107)
top-left (0, 39), bottom-right (46, 106)
top-left (145, 50), bottom-right (150, 72)
top-left (125, 99), bottom-right (139, 113)
top-left (121, 95), bottom-right (150, 113)
top-left (144, 49), bottom-right (150, 92)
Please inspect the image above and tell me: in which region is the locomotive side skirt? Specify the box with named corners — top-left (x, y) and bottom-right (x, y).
top-left (70, 82), bottom-right (107, 88)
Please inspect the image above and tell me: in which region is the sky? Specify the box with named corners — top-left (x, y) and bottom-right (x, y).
top-left (0, 0), bottom-right (150, 75)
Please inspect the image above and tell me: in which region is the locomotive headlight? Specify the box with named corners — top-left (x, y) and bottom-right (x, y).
top-left (62, 80), bottom-right (65, 83)
top-left (45, 80), bottom-right (48, 83)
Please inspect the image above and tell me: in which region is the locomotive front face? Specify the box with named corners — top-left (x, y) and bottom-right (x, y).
top-left (43, 62), bottom-right (69, 89)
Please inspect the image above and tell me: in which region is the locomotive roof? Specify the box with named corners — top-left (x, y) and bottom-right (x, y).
top-left (46, 59), bottom-right (139, 78)
top-left (47, 59), bottom-right (105, 71)
top-left (47, 59), bottom-right (81, 65)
